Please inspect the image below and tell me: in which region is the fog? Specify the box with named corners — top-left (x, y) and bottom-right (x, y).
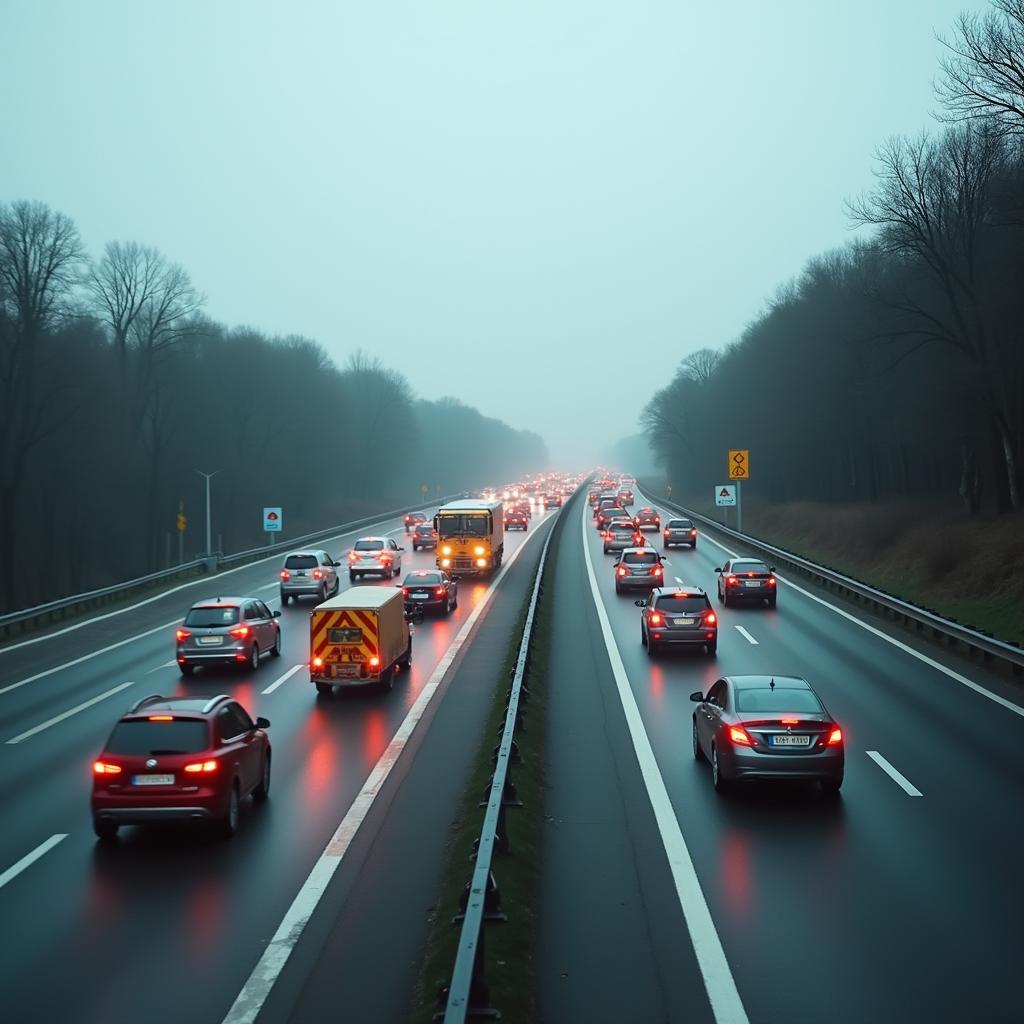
top-left (0, 0), bottom-right (989, 465)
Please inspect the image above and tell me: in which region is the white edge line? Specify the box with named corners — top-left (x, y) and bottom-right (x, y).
top-left (7, 680), bottom-right (136, 744)
top-left (220, 512), bottom-right (555, 1024)
top-left (580, 509), bottom-right (748, 1023)
top-left (261, 664), bottom-right (302, 696)
top-left (866, 751), bottom-right (923, 796)
top-left (734, 625), bottom-right (759, 646)
top-left (0, 834), bottom-right (68, 889)
top-left (643, 490), bottom-right (1024, 721)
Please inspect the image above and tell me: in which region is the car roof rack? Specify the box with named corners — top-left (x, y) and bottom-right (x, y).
top-left (202, 694), bottom-right (231, 714)
top-left (128, 693), bottom-right (166, 713)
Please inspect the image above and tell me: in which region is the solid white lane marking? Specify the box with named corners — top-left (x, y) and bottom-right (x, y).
top-left (146, 659), bottom-right (178, 673)
top-left (641, 490), bottom-right (1024, 720)
top-left (221, 514), bottom-right (555, 1024)
top-left (0, 834), bottom-right (67, 890)
top-left (257, 583), bottom-right (277, 592)
top-left (261, 664), bottom-right (302, 696)
top-left (580, 511), bottom-right (748, 1023)
top-left (0, 507), bottom-right (437, 658)
top-left (866, 751), bottom-right (923, 796)
top-left (734, 626), bottom-right (759, 645)
top-left (6, 681), bottom-right (136, 745)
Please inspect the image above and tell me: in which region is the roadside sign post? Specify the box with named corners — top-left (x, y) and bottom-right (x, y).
top-left (176, 501), bottom-right (187, 565)
top-left (263, 507), bottom-right (283, 545)
top-left (727, 450), bottom-right (749, 533)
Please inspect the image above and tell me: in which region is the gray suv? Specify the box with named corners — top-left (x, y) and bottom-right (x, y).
top-left (279, 549), bottom-right (341, 604)
top-left (636, 586), bottom-right (718, 656)
top-left (176, 597), bottom-right (282, 675)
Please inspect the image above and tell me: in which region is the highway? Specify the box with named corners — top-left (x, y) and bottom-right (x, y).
top-left (2, 485), bottom-right (1023, 1024)
top-left (0, 503), bottom-right (558, 1024)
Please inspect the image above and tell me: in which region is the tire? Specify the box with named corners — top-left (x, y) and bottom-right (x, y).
top-left (615, 584), bottom-right (622, 595)
top-left (349, 572), bottom-right (357, 583)
top-left (712, 745), bottom-right (730, 794)
top-left (692, 718), bottom-right (704, 761)
top-left (821, 776), bottom-right (843, 796)
top-left (281, 593), bottom-right (290, 606)
top-left (640, 628), bottom-right (647, 647)
top-left (691, 541), bottom-right (697, 549)
top-left (706, 640), bottom-right (717, 655)
top-left (315, 682), bottom-right (332, 696)
top-left (646, 637), bottom-right (658, 658)
top-left (451, 593), bottom-right (458, 611)
top-left (319, 585), bottom-right (327, 602)
top-left (93, 818), bottom-right (119, 841)
top-left (768, 594), bottom-right (777, 609)
top-left (720, 589), bottom-right (729, 607)
top-left (413, 543), bottom-right (419, 552)
top-left (446, 596), bottom-right (455, 615)
top-left (603, 546), bottom-right (609, 554)
top-left (379, 666), bottom-right (394, 692)
top-left (253, 752), bottom-right (271, 802)
top-left (271, 629), bottom-right (282, 658)
top-left (179, 663), bottom-right (195, 677)
top-left (218, 783), bottom-right (240, 838)
top-left (249, 644), bottom-right (260, 671)
top-left (399, 641), bottom-right (412, 669)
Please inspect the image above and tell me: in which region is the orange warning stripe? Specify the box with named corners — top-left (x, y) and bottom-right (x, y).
top-left (311, 608), bottom-right (379, 663)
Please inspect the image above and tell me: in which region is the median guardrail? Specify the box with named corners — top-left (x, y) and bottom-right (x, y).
top-left (0, 495), bottom-right (461, 642)
top-left (649, 490), bottom-right (1024, 675)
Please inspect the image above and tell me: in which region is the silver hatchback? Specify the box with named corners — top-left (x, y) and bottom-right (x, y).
top-left (176, 597), bottom-right (282, 675)
top-left (279, 550), bottom-right (341, 604)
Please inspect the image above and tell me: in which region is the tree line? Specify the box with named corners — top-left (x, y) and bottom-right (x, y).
top-left (0, 207), bottom-right (546, 612)
top-left (641, 0), bottom-right (1024, 516)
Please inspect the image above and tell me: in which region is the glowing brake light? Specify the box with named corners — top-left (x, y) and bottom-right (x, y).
top-left (828, 728), bottom-right (843, 746)
top-left (369, 656), bottom-right (380, 668)
top-left (704, 612), bottom-right (717, 625)
top-left (279, 569), bottom-right (290, 581)
top-left (148, 715), bottom-right (174, 721)
top-left (781, 718), bottom-right (799, 725)
top-left (652, 565), bottom-right (662, 575)
top-left (184, 760), bottom-right (218, 774)
top-left (175, 628), bottom-right (191, 642)
top-left (230, 626), bottom-right (250, 639)
top-left (348, 551), bottom-right (358, 561)
top-left (648, 612), bottom-right (663, 626)
top-left (312, 656), bottom-right (323, 668)
top-left (434, 587), bottom-right (445, 597)
top-left (618, 567), bottom-right (627, 577)
top-left (93, 761), bottom-right (122, 775)
top-left (726, 574), bottom-right (738, 585)
top-left (690, 529), bottom-right (697, 536)
top-left (768, 577), bottom-right (777, 586)
top-left (729, 726), bottom-right (754, 746)
top-left (312, 568), bottom-right (325, 580)
top-left (402, 588), bottom-right (410, 598)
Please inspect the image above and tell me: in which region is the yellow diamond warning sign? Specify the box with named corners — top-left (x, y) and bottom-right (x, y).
top-left (728, 450), bottom-right (749, 480)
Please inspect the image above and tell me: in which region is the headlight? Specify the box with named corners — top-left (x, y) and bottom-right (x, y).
top-left (441, 558), bottom-right (451, 567)
top-left (474, 546), bottom-right (485, 556)
top-left (442, 545), bottom-right (452, 556)
top-left (476, 558), bottom-right (487, 568)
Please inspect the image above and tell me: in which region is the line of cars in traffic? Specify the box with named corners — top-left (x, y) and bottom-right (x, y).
top-left (91, 473), bottom-right (583, 841)
top-left (592, 473), bottom-right (842, 795)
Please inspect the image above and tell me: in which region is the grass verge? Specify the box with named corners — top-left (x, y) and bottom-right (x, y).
top-left (409, 513), bottom-right (563, 1023)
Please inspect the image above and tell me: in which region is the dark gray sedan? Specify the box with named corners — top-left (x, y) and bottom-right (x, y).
top-left (176, 597), bottom-right (282, 675)
top-left (690, 675), bottom-right (844, 794)
top-left (715, 559), bottom-right (778, 607)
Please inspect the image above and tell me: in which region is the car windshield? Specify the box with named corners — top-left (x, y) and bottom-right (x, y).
top-left (655, 594), bottom-right (707, 612)
top-left (624, 552), bottom-right (659, 564)
top-left (106, 719), bottom-right (209, 755)
top-left (184, 605), bottom-right (239, 626)
top-left (406, 572), bottom-right (442, 585)
top-left (437, 514), bottom-right (489, 536)
top-left (284, 555), bottom-right (318, 569)
top-left (355, 539), bottom-right (385, 551)
top-left (735, 689), bottom-right (823, 714)
top-left (733, 561), bottom-right (769, 573)
top-left (414, 525), bottom-right (434, 534)
top-left (667, 520), bottom-right (693, 529)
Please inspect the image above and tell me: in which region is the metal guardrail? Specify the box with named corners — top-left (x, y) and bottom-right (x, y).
top-left (650, 490), bottom-right (1024, 675)
top-left (439, 518), bottom-right (557, 1021)
top-left (0, 495), bottom-right (461, 638)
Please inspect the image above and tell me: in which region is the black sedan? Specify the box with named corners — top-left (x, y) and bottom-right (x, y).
top-left (401, 570), bottom-right (458, 616)
top-left (715, 559), bottom-right (778, 608)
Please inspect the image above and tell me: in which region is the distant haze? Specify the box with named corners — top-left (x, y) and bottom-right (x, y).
top-left (0, 0), bottom-right (988, 466)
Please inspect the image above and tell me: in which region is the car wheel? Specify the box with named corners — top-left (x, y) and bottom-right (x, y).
top-left (691, 541), bottom-right (697, 549)
top-left (349, 572), bottom-right (357, 583)
top-left (319, 584), bottom-right (327, 602)
top-left (712, 745), bottom-right (730, 793)
top-left (692, 718), bottom-right (704, 761)
top-left (315, 682), bottom-right (332, 697)
top-left (720, 588), bottom-right (728, 607)
top-left (400, 641), bottom-right (412, 668)
top-left (249, 644), bottom-right (260, 671)
top-left (253, 753), bottom-right (271, 801)
top-left (219, 783), bottom-right (240, 838)
top-left (646, 637), bottom-right (658, 657)
top-left (452, 593), bottom-right (458, 610)
top-left (615, 584), bottom-right (622, 595)
top-left (379, 666), bottom-right (394, 692)
top-left (768, 595), bottom-right (777, 609)
top-left (281, 593), bottom-right (290, 605)
top-left (271, 630), bottom-right (282, 658)
top-left (179, 663), bottom-right (195, 677)
top-left (706, 639), bottom-right (717, 656)
top-left (93, 818), bottom-right (119, 841)
top-left (640, 627), bottom-right (647, 647)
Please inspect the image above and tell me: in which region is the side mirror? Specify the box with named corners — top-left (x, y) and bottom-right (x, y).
top-left (256, 716), bottom-right (271, 728)
top-left (332, 560), bottom-right (342, 567)
top-left (714, 567), bottom-right (722, 573)
top-left (634, 599), bottom-right (645, 607)
top-left (769, 567), bottom-right (777, 573)
top-left (396, 583), bottom-right (403, 588)
top-left (689, 692), bottom-right (704, 703)
top-left (273, 610), bottom-right (282, 618)
top-left (397, 546), bottom-right (406, 552)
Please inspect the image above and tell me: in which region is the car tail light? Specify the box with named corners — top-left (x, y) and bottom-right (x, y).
top-left (690, 529), bottom-right (696, 536)
top-left (704, 612), bottom-right (717, 625)
top-left (380, 554), bottom-right (391, 563)
top-left (648, 612), bottom-right (664, 626)
top-left (402, 588), bottom-right (410, 598)
top-left (768, 577), bottom-right (777, 586)
top-left (230, 626), bottom-right (250, 639)
top-left (184, 760), bottom-right (218, 774)
top-left (369, 656), bottom-right (380, 668)
top-left (651, 565), bottom-right (662, 575)
top-left (435, 587), bottom-right (445, 597)
top-left (604, 531), bottom-right (612, 539)
top-left (663, 529), bottom-right (669, 536)
top-left (312, 656), bottom-right (323, 668)
top-left (618, 567), bottom-right (627, 577)
top-left (93, 761), bottom-right (122, 775)
top-left (726, 574), bottom-right (738, 585)
top-left (729, 726), bottom-right (755, 746)
top-left (175, 628), bottom-right (191, 642)
top-left (827, 727), bottom-right (843, 746)
top-left (781, 718), bottom-right (799, 725)
top-left (312, 568), bottom-right (325, 580)
top-left (279, 569), bottom-right (290, 581)
top-left (348, 551), bottom-right (358, 561)
top-left (148, 715), bottom-right (173, 721)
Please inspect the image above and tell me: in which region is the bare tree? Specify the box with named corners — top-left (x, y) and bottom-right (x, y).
top-left (680, 347), bottom-right (721, 385)
top-left (937, 1), bottom-right (1024, 134)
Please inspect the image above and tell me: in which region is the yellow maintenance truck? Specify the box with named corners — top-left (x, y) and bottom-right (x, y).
top-left (309, 587), bottom-right (411, 694)
top-left (435, 499), bottom-right (504, 576)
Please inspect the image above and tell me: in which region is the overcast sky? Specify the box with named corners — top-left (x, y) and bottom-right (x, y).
top-left (1, 0), bottom-right (989, 466)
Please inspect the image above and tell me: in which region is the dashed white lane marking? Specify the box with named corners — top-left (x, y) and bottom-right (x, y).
top-left (0, 834), bottom-right (68, 890)
top-left (6, 681), bottom-right (136, 745)
top-left (261, 664), bottom-right (302, 696)
top-left (866, 751), bottom-right (923, 796)
top-left (580, 509), bottom-right (749, 1024)
top-left (734, 626), bottom-right (759, 645)
top-left (220, 513), bottom-right (554, 1024)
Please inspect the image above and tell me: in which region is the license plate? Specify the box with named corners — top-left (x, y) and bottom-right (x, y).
top-left (132, 774), bottom-right (174, 786)
top-left (411, 593), bottom-right (429, 600)
top-left (770, 735), bottom-right (811, 747)
top-left (295, 571), bottom-right (306, 577)
top-left (674, 617), bottom-right (695, 626)
top-left (197, 635), bottom-right (223, 645)
top-left (743, 581), bottom-right (761, 588)
top-left (331, 665), bottom-right (360, 679)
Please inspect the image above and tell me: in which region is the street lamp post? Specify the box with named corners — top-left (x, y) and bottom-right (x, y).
top-left (195, 469), bottom-right (220, 557)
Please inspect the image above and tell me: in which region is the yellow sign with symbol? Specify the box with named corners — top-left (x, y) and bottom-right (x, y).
top-left (176, 513), bottom-right (187, 532)
top-left (728, 449), bottom-right (749, 480)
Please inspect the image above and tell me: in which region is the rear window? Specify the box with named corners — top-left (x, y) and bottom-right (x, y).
top-left (667, 519), bottom-right (693, 529)
top-left (106, 719), bottom-right (209, 755)
top-left (733, 561), bottom-right (769, 574)
top-left (624, 551), bottom-right (659, 564)
top-left (406, 572), bottom-right (442, 584)
top-left (414, 524), bottom-right (435, 534)
top-left (735, 689), bottom-right (823, 713)
top-left (185, 605), bottom-right (239, 626)
top-left (654, 594), bottom-right (708, 612)
top-left (355, 539), bottom-right (384, 551)
top-left (285, 555), bottom-right (318, 570)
